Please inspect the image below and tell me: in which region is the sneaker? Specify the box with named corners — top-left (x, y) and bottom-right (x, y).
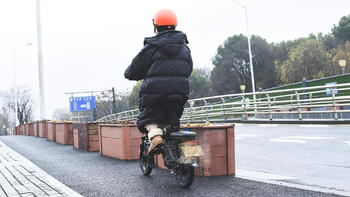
top-left (148, 135), bottom-right (163, 154)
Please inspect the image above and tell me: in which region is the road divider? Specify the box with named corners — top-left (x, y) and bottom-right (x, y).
top-left (56, 122), bottom-right (73, 145)
top-left (13, 122), bottom-right (236, 177)
top-left (38, 121), bottom-right (48, 138)
top-left (47, 121), bottom-right (56, 142)
top-left (156, 125), bottom-right (235, 176)
top-left (73, 123), bottom-right (100, 152)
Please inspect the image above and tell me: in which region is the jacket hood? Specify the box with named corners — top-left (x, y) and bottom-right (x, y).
top-left (144, 31), bottom-right (189, 57)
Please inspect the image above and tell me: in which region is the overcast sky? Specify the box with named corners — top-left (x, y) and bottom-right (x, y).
top-left (0, 0), bottom-right (349, 120)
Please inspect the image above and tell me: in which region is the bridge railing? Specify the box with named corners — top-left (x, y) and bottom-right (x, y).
top-left (96, 83), bottom-right (350, 123)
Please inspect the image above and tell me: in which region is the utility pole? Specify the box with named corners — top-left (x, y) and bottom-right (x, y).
top-left (36, 0), bottom-right (46, 120)
top-left (112, 87), bottom-right (116, 114)
top-left (232, 0), bottom-right (257, 114)
top-left (12, 50), bottom-right (18, 126)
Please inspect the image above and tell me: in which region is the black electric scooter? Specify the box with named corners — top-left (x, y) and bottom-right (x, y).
top-left (139, 125), bottom-right (201, 187)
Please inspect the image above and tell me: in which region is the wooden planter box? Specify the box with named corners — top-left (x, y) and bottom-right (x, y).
top-left (17, 126), bottom-right (22, 135)
top-left (22, 124), bottom-right (28, 136)
top-left (98, 124), bottom-right (142, 160)
top-left (29, 123), bottom-right (35, 136)
top-left (25, 123), bottom-right (34, 136)
top-left (73, 123), bottom-right (100, 152)
top-left (13, 127), bottom-right (18, 135)
top-left (20, 125), bottom-right (25, 135)
top-left (47, 122), bottom-right (56, 142)
top-left (34, 122), bottom-right (39, 137)
top-left (20, 124), bottom-right (29, 136)
top-left (38, 121), bottom-right (48, 138)
top-left (56, 123), bottom-right (73, 145)
top-left (155, 124), bottom-right (235, 177)
top-left (16, 126), bottom-right (21, 135)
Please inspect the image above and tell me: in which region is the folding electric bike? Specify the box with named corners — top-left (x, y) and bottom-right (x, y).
top-left (139, 125), bottom-right (202, 187)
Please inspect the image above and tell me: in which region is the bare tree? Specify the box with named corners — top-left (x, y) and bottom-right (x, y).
top-left (2, 87), bottom-right (34, 125)
top-left (95, 90), bottom-right (130, 118)
top-left (52, 107), bottom-right (71, 121)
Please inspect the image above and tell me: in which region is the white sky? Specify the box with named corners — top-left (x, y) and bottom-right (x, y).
top-left (0, 0), bottom-right (349, 120)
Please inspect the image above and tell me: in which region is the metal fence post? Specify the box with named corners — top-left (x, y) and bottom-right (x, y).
top-left (204, 100), bottom-right (209, 121)
top-left (295, 91), bottom-right (302, 120)
top-left (332, 88), bottom-right (338, 120)
top-left (309, 93), bottom-right (313, 105)
top-left (266, 94), bottom-right (272, 120)
top-left (221, 97), bottom-right (226, 121)
top-left (189, 101), bottom-right (194, 122)
top-left (242, 95), bottom-right (247, 120)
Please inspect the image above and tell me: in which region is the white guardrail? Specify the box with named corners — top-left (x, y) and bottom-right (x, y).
top-left (96, 83), bottom-right (350, 123)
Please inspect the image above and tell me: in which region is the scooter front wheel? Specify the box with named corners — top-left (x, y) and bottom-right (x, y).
top-left (175, 164), bottom-right (194, 187)
top-left (139, 147), bottom-right (152, 175)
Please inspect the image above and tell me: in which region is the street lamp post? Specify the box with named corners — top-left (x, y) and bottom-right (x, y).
top-left (339, 60), bottom-right (346, 74)
top-left (36, 0), bottom-right (46, 120)
top-left (13, 43), bottom-right (32, 126)
top-left (240, 84), bottom-right (247, 119)
top-left (232, 0), bottom-right (257, 113)
top-left (240, 84), bottom-right (246, 94)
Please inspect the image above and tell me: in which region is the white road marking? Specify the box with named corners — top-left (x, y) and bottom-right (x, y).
top-left (236, 169), bottom-right (350, 197)
top-left (236, 134), bottom-right (262, 137)
top-left (343, 141), bottom-right (350, 147)
top-left (299, 125), bottom-right (329, 128)
top-left (281, 136), bottom-right (334, 140)
top-left (236, 134), bottom-right (262, 140)
top-left (269, 138), bottom-right (306, 144)
top-left (258, 124), bottom-right (278, 127)
top-left (236, 169), bottom-right (296, 180)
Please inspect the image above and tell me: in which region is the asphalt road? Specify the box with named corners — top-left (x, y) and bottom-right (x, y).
top-left (0, 133), bottom-right (344, 197)
top-left (235, 124), bottom-right (350, 195)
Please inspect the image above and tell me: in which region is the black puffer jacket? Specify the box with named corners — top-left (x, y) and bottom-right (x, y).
top-left (124, 30), bottom-right (193, 133)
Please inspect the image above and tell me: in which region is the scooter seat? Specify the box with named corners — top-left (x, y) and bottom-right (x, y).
top-left (169, 131), bottom-right (197, 139)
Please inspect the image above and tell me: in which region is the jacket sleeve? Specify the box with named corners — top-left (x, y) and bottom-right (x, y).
top-left (124, 44), bottom-right (155, 81)
top-left (186, 45), bottom-right (193, 76)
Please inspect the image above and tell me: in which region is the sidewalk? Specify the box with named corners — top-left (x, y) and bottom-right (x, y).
top-left (0, 140), bottom-right (82, 197)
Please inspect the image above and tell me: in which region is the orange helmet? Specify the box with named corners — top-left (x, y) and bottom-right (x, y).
top-left (153, 9), bottom-right (177, 27)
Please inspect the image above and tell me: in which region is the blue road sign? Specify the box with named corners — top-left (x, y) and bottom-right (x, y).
top-left (69, 96), bottom-right (96, 112)
top-left (325, 82), bottom-right (338, 96)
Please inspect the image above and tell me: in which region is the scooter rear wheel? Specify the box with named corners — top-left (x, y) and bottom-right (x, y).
top-left (175, 164), bottom-right (194, 187)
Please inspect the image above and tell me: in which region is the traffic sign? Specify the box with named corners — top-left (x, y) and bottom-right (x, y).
top-left (69, 96), bottom-right (96, 112)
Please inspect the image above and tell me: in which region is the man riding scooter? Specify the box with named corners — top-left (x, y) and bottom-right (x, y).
top-left (124, 9), bottom-right (193, 153)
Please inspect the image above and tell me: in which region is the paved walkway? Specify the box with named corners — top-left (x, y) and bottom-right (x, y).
top-left (0, 141), bottom-right (82, 197)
